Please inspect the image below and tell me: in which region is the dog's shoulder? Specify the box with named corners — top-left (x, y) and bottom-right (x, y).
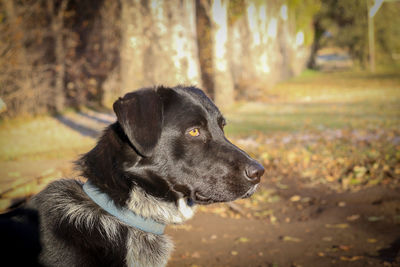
top-left (31, 178), bottom-right (121, 236)
top-left (30, 178), bottom-right (84, 213)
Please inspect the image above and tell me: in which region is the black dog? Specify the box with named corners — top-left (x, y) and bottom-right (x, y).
top-left (1, 86), bottom-right (264, 266)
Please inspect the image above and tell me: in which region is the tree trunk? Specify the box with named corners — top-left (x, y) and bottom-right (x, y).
top-left (211, 0), bottom-right (234, 109)
top-left (195, 0), bottom-right (214, 98)
top-left (120, 0), bottom-right (201, 93)
top-left (307, 19), bottom-right (323, 69)
top-left (49, 0), bottom-right (68, 113)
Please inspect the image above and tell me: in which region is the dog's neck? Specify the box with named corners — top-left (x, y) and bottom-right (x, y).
top-left (77, 123), bottom-right (137, 207)
top-left (126, 186), bottom-right (196, 225)
top-left (83, 181), bottom-right (166, 235)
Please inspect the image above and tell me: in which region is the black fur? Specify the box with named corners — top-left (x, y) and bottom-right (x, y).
top-left (0, 86), bottom-right (264, 266)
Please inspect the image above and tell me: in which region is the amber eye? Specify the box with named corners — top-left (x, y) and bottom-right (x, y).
top-left (188, 128), bottom-right (200, 137)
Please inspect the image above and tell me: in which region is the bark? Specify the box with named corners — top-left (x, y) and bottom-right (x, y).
top-left (211, 0), bottom-right (234, 109)
top-left (228, 1), bottom-right (310, 97)
top-left (195, 0), bottom-right (214, 98)
top-left (307, 19), bottom-right (324, 69)
top-left (49, 0), bottom-right (68, 113)
top-left (120, 0), bottom-right (201, 94)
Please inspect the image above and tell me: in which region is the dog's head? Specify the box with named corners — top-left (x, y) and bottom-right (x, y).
top-left (112, 86), bottom-right (264, 205)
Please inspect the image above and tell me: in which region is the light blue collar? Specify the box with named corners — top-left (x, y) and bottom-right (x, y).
top-left (83, 181), bottom-right (165, 235)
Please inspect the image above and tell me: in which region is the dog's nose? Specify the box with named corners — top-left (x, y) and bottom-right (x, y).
top-left (245, 162), bottom-right (264, 184)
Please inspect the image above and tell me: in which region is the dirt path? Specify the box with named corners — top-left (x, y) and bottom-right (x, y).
top-left (167, 176), bottom-right (400, 267)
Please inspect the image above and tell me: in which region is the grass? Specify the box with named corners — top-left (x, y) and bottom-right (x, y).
top-left (224, 70), bottom-right (400, 136)
top-left (0, 115), bottom-right (95, 161)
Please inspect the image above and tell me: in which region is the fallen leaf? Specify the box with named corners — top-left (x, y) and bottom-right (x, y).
top-left (318, 252), bottom-right (325, 257)
top-left (231, 251), bottom-right (238, 256)
top-left (368, 216), bottom-right (384, 222)
top-left (346, 214), bottom-right (360, 221)
top-left (325, 223), bottom-right (349, 229)
top-left (339, 245), bottom-right (351, 251)
top-left (340, 256), bottom-right (363, 261)
top-left (270, 215), bottom-right (277, 224)
top-left (290, 195), bottom-right (301, 202)
top-left (367, 238), bottom-right (377, 243)
top-left (282, 236), bottom-right (302, 242)
top-left (235, 237), bottom-right (250, 243)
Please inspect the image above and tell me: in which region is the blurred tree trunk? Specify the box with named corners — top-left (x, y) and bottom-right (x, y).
top-left (227, 1), bottom-right (311, 99)
top-left (3, 1), bottom-right (28, 68)
top-left (228, 1), bottom-right (282, 98)
top-left (195, 0), bottom-right (214, 98)
top-left (210, 0), bottom-right (234, 109)
top-left (307, 19), bottom-right (324, 69)
top-left (48, 0), bottom-right (68, 113)
top-left (120, 0), bottom-right (201, 93)
top-left (120, 0), bottom-right (145, 92)
top-left (195, 0), bottom-right (234, 108)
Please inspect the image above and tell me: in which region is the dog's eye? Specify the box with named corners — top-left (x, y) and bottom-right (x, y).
top-left (188, 128), bottom-right (200, 137)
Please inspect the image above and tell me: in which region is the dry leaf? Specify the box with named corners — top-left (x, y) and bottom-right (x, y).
top-left (290, 195), bottom-right (301, 202)
top-left (339, 245), bottom-right (351, 251)
top-left (346, 214), bottom-right (360, 221)
top-left (368, 216), bottom-right (384, 222)
top-left (235, 237), bottom-right (250, 243)
top-left (325, 223), bottom-right (349, 229)
top-left (340, 256), bottom-right (363, 261)
top-left (283, 236), bottom-right (302, 242)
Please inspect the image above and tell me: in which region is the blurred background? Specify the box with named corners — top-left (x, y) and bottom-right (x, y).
top-left (0, 0), bottom-right (400, 266)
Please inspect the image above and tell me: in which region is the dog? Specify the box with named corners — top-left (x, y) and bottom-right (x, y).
top-left (1, 86), bottom-right (264, 266)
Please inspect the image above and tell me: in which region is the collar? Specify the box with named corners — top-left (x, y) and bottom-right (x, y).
top-left (83, 181), bottom-right (165, 235)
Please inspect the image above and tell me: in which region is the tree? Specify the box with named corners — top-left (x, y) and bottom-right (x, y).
top-left (120, 0), bottom-right (201, 94)
top-left (309, 0), bottom-right (400, 68)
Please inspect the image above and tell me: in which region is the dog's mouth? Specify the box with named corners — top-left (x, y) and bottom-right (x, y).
top-left (191, 191), bottom-right (213, 205)
top-left (185, 191), bottom-right (214, 205)
top-left (189, 185), bottom-right (259, 205)
top-left (241, 184), bottom-right (258, 199)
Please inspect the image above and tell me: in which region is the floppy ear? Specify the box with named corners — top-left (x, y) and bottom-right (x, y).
top-left (113, 89), bottom-right (163, 157)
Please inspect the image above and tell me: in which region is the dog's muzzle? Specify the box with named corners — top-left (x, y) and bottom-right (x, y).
top-left (242, 184), bottom-right (259, 199)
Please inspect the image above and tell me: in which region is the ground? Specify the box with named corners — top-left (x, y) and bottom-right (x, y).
top-left (0, 70), bottom-right (399, 266)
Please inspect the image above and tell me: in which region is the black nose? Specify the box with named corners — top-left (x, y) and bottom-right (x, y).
top-left (245, 162), bottom-right (264, 184)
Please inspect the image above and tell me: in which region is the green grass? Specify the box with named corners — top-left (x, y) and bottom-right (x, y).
top-left (0, 116), bottom-right (95, 161)
top-left (225, 70), bottom-right (400, 136)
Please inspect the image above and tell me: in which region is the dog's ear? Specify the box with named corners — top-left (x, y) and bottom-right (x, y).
top-left (113, 89), bottom-right (163, 157)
